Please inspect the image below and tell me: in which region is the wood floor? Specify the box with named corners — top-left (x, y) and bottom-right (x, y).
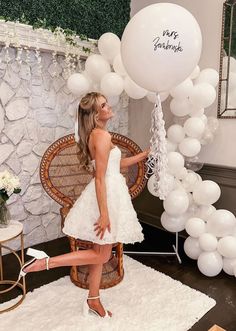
top-left (1, 223), bottom-right (235, 331)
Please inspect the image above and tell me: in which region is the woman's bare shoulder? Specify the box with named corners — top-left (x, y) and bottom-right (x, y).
top-left (90, 128), bottom-right (111, 142)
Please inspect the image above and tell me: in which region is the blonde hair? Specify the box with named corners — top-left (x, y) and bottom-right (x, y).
top-left (76, 92), bottom-right (106, 170)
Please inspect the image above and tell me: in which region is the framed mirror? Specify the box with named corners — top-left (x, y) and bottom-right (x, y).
top-left (218, 0), bottom-right (236, 118)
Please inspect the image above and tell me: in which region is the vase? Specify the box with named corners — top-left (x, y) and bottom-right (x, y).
top-left (0, 201), bottom-right (10, 228)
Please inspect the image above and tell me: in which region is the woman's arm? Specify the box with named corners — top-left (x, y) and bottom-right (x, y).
top-left (120, 149), bottom-right (150, 169)
top-left (91, 130), bottom-right (111, 239)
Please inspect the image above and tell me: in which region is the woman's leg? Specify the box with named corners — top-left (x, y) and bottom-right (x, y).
top-left (87, 244), bottom-right (113, 317)
top-left (24, 243), bottom-right (112, 273)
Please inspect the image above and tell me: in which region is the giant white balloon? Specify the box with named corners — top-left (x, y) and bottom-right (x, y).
top-left (207, 209), bottom-right (236, 237)
top-left (100, 72), bottom-right (124, 96)
top-left (98, 33), bottom-right (121, 63)
top-left (184, 236), bottom-right (202, 260)
top-left (67, 73), bottom-right (90, 96)
top-left (163, 189), bottom-right (189, 216)
top-left (121, 3), bottom-right (202, 92)
top-left (192, 180), bottom-right (221, 205)
top-left (197, 251), bottom-right (223, 277)
top-left (85, 54), bottom-right (111, 82)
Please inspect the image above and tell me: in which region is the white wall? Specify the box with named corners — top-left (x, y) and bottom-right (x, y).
top-left (129, 0), bottom-right (236, 167)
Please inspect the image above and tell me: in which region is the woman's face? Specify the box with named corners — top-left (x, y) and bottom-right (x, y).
top-left (96, 96), bottom-right (114, 122)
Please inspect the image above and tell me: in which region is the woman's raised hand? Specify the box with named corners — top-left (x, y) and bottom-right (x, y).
top-left (94, 215), bottom-right (111, 240)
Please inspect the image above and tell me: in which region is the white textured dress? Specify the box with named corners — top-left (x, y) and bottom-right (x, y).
top-left (62, 146), bottom-right (144, 245)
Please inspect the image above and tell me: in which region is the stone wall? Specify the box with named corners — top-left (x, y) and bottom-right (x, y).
top-left (0, 46), bottom-right (129, 251)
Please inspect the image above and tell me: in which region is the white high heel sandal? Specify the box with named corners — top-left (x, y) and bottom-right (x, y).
top-left (83, 296), bottom-right (111, 318)
top-left (18, 248), bottom-right (50, 280)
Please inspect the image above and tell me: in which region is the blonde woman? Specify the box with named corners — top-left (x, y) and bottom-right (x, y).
top-left (20, 92), bottom-right (149, 318)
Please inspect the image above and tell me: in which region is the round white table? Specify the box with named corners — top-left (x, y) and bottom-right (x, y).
top-left (0, 220), bottom-right (26, 313)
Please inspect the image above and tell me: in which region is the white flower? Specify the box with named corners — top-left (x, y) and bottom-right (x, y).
top-left (0, 170), bottom-right (21, 198)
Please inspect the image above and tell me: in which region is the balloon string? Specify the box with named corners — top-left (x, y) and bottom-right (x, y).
top-left (145, 93), bottom-right (169, 200)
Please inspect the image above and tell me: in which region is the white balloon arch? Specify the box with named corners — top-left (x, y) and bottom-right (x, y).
top-left (66, 4), bottom-right (236, 278)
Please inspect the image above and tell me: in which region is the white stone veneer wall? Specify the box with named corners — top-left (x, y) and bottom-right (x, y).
top-left (0, 46), bottom-right (129, 251)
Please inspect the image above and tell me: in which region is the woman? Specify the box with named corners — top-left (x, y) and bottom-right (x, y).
top-left (20, 92), bottom-right (149, 318)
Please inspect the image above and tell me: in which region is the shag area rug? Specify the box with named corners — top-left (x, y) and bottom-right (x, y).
top-left (0, 255), bottom-right (215, 331)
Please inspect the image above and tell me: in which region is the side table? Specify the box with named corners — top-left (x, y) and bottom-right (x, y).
top-left (0, 220), bottom-right (26, 313)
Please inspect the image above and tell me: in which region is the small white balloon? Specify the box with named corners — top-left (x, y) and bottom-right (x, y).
top-left (207, 117), bottom-right (220, 133)
top-left (146, 92), bottom-right (157, 103)
top-left (67, 73), bottom-right (90, 96)
top-left (175, 167), bottom-right (188, 180)
top-left (100, 72), bottom-right (124, 96)
top-left (217, 236), bottom-right (236, 258)
top-left (190, 108), bottom-right (205, 118)
top-left (223, 257), bottom-right (236, 276)
top-left (196, 205), bottom-right (216, 220)
top-left (170, 98), bottom-right (191, 117)
top-left (207, 209), bottom-right (236, 237)
top-left (189, 65), bottom-right (200, 79)
top-left (197, 251), bottom-right (223, 277)
top-left (113, 54), bottom-right (127, 76)
top-left (85, 54), bottom-right (111, 82)
top-left (124, 76), bottom-right (147, 99)
top-left (167, 152), bottom-right (185, 176)
top-left (185, 217), bottom-right (206, 238)
top-left (98, 32), bottom-right (121, 63)
top-left (160, 211), bottom-right (188, 233)
top-left (160, 91), bottom-right (169, 102)
top-left (166, 139), bottom-right (177, 152)
top-left (195, 68), bottom-right (219, 88)
top-left (189, 83), bottom-right (216, 109)
top-left (199, 233), bottom-right (218, 252)
top-left (184, 117), bottom-right (205, 138)
top-left (163, 189), bottom-right (189, 216)
top-left (167, 124), bottom-right (185, 144)
top-left (200, 128), bottom-right (214, 145)
top-left (179, 137), bottom-right (201, 157)
top-left (170, 78), bottom-right (193, 99)
top-left (147, 174), bottom-right (159, 197)
top-left (192, 180), bottom-right (221, 205)
top-left (184, 236), bottom-right (202, 260)
top-left (182, 171), bottom-right (201, 192)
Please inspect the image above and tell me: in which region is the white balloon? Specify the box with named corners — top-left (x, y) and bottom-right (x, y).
top-left (183, 117), bottom-right (205, 138)
top-left (199, 233), bottom-right (218, 252)
top-left (121, 3), bottom-right (202, 92)
top-left (67, 73), bottom-right (90, 96)
top-left (160, 91), bottom-right (169, 102)
top-left (113, 54), bottom-right (127, 76)
top-left (207, 117), bottom-right (220, 133)
top-left (192, 180), bottom-right (221, 205)
top-left (100, 72), bottom-right (124, 96)
top-left (179, 137), bottom-right (201, 157)
top-left (196, 205), bottom-right (216, 220)
top-left (146, 92), bottom-right (157, 103)
top-left (160, 211), bottom-right (188, 232)
top-left (167, 124), bottom-right (185, 144)
top-left (170, 98), bottom-right (191, 117)
top-left (197, 251), bottom-right (223, 277)
top-left (189, 65), bottom-right (200, 79)
top-left (195, 68), bottom-right (219, 88)
top-left (184, 236), bottom-right (202, 260)
top-left (175, 167), bottom-right (188, 180)
top-left (85, 54), bottom-right (111, 82)
top-left (170, 78), bottom-right (193, 99)
top-left (147, 174), bottom-right (159, 197)
top-left (98, 33), bottom-right (120, 63)
top-left (166, 139), bottom-right (177, 152)
top-left (223, 257), bottom-right (236, 276)
top-left (163, 189), bottom-right (189, 216)
top-left (207, 209), bottom-right (236, 237)
top-left (167, 152), bottom-right (185, 175)
top-left (217, 236), bottom-right (236, 258)
top-left (124, 76), bottom-right (147, 99)
top-left (189, 83), bottom-right (216, 109)
top-left (200, 114), bottom-right (208, 125)
top-left (200, 128), bottom-right (214, 145)
top-left (185, 217), bottom-right (206, 238)
top-left (182, 171), bottom-right (201, 192)
top-left (189, 108), bottom-right (205, 118)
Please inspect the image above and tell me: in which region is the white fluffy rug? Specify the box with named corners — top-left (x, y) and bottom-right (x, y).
top-left (0, 255), bottom-right (215, 331)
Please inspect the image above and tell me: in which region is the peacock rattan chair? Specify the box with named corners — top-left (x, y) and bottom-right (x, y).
top-left (40, 132), bottom-right (147, 289)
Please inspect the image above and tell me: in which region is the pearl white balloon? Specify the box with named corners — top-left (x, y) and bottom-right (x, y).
top-left (223, 257), bottom-right (236, 276)
top-left (160, 91), bottom-right (169, 102)
top-left (179, 137), bottom-right (201, 157)
top-left (175, 167), bottom-right (188, 180)
top-left (197, 251), bottom-right (223, 277)
top-left (124, 76), bottom-right (147, 99)
top-left (167, 152), bottom-right (185, 175)
top-left (199, 233), bottom-right (218, 252)
top-left (185, 217), bottom-right (206, 238)
top-left (121, 3), bottom-right (202, 92)
top-left (67, 73), bottom-right (90, 96)
top-left (100, 72), bottom-right (124, 96)
top-left (190, 108), bottom-right (205, 117)
top-left (170, 98), bottom-right (191, 117)
top-left (166, 139), bottom-right (177, 152)
top-left (196, 205), bottom-right (216, 220)
top-left (184, 236), bottom-right (202, 260)
top-left (113, 54), bottom-right (127, 76)
top-left (98, 32), bottom-right (120, 63)
top-left (160, 211), bottom-right (188, 232)
top-left (207, 117), bottom-right (220, 134)
top-left (217, 236), bottom-right (236, 258)
top-left (189, 83), bottom-right (216, 109)
top-left (85, 54), bottom-right (111, 82)
top-left (163, 189), bottom-right (189, 216)
top-left (182, 171), bottom-right (201, 192)
top-left (200, 128), bottom-right (214, 145)
top-left (184, 117), bottom-right (205, 138)
top-left (195, 68), bottom-right (219, 88)
top-left (192, 180), bottom-right (221, 205)
top-left (189, 65), bottom-right (200, 79)
top-left (167, 124), bottom-right (185, 144)
top-left (146, 92), bottom-right (157, 103)
top-left (170, 78), bottom-right (193, 99)
top-left (207, 209), bottom-right (236, 237)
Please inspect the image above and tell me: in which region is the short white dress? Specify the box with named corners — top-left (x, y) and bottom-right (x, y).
top-left (62, 146), bottom-right (144, 245)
